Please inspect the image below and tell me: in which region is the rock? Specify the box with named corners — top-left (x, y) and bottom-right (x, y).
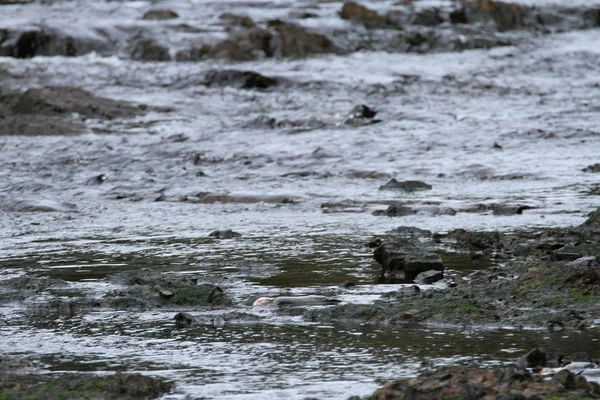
top-left (219, 13), bottom-right (256, 29)
top-left (414, 270), bottom-right (444, 284)
top-left (344, 104), bottom-right (380, 125)
top-left (583, 163), bottom-right (600, 173)
top-left (519, 348), bottom-right (547, 369)
top-left (358, 366), bottom-right (598, 400)
top-left (464, 0), bottom-right (527, 32)
top-left (372, 204), bottom-right (417, 217)
top-left (379, 178), bottom-right (432, 191)
top-left (203, 69), bottom-right (277, 89)
top-left (547, 320), bottom-right (565, 333)
top-left (125, 34), bottom-right (171, 61)
top-left (0, 25), bottom-right (113, 58)
top-left (366, 238), bottom-right (383, 248)
top-left (553, 369), bottom-right (576, 390)
top-left (0, 372), bottom-right (172, 399)
top-left (142, 9), bottom-right (179, 20)
top-left (450, 8), bottom-right (469, 24)
top-left (386, 226), bottom-right (431, 238)
top-left (208, 229), bottom-right (242, 239)
top-left (159, 289), bottom-right (173, 299)
top-left (581, 207), bottom-right (600, 228)
top-left (0, 86), bottom-right (146, 136)
top-left (341, 281), bottom-right (356, 288)
top-left (86, 174), bottom-right (107, 185)
top-left (205, 27), bottom-right (273, 61)
top-left (340, 2), bottom-right (394, 29)
top-left (492, 204), bottom-right (533, 215)
top-left (267, 20), bottom-right (336, 58)
top-left (174, 312), bottom-right (193, 328)
top-left (374, 243), bottom-right (444, 281)
top-left (411, 8), bottom-right (444, 26)
top-left (172, 284), bottom-right (231, 307)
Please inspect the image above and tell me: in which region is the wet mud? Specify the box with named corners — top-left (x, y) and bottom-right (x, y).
top-left (1, 0), bottom-right (600, 399)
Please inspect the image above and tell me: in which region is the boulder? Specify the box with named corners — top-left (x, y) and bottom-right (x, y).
top-left (583, 163), bottom-right (600, 173)
top-left (414, 270), bottom-right (444, 284)
top-left (125, 34), bottom-right (171, 61)
top-left (372, 204), bottom-right (417, 217)
top-left (172, 284), bottom-right (231, 307)
top-left (0, 25), bottom-right (114, 58)
top-left (379, 178), bottom-right (432, 191)
top-left (374, 243), bottom-right (444, 281)
top-left (208, 229), bottom-right (242, 239)
top-left (340, 2), bottom-right (394, 29)
top-left (142, 9), bottom-right (179, 20)
top-left (203, 69), bottom-right (277, 89)
top-left (267, 20), bottom-right (336, 58)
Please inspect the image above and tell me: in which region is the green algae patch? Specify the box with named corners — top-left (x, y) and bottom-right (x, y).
top-left (0, 373), bottom-right (172, 400)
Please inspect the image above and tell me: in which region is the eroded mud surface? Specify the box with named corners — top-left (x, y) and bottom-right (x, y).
top-left (1, 0), bottom-right (600, 399)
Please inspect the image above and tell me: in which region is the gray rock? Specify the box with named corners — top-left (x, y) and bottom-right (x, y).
top-left (379, 178), bottom-right (432, 192)
top-left (372, 204), bottom-right (417, 217)
top-left (204, 69), bottom-right (277, 89)
top-left (209, 229), bottom-right (242, 239)
top-left (414, 270), bottom-right (444, 284)
top-left (174, 312), bottom-right (193, 328)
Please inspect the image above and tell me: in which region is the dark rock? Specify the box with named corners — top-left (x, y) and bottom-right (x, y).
top-left (386, 226), bottom-right (431, 238)
top-left (414, 270), bottom-right (444, 284)
top-left (583, 163), bottom-right (600, 173)
top-left (553, 369), bottom-right (576, 390)
top-left (0, 25), bottom-right (113, 58)
top-left (172, 284), bottom-right (231, 307)
top-left (125, 34), bottom-right (171, 61)
top-left (366, 238), bottom-right (382, 248)
top-left (344, 104), bottom-right (380, 125)
top-left (207, 28), bottom-right (273, 61)
top-left (450, 8), bottom-right (469, 24)
top-left (86, 174), bottom-right (107, 185)
top-left (375, 243), bottom-right (444, 281)
top-left (203, 69), bottom-right (277, 89)
top-left (547, 320), bottom-right (565, 333)
top-left (581, 207), bottom-right (600, 228)
top-left (372, 204), bottom-right (417, 217)
top-left (142, 9), bottom-right (179, 20)
top-left (357, 366), bottom-right (597, 400)
top-left (412, 8), bottom-right (444, 26)
top-left (219, 13), bottom-right (256, 29)
top-left (0, 86), bottom-right (146, 136)
top-left (570, 352), bottom-right (592, 362)
top-left (340, 2), bottom-right (394, 29)
top-left (267, 20), bottom-right (336, 58)
top-left (174, 312), bottom-right (193, 328)
top-left (519, 348), bottom-right (547, 369)
top-left (0, 372), bottom-right (172, 399)
top-left (379, 178), bottom-right (432, 191)
top-left (341, 281), bottom-right (356, 288)
top-left (209, 229), bottom-right (242, 239)
top-left (493, 204), bottom-right (533, 215)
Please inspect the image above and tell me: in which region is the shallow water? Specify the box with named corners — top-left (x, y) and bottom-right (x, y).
top-left (1, 0), bottom-right (600, 398)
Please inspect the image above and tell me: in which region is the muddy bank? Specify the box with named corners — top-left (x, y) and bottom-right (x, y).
top-left (305, 208), bottom-right (600, 330)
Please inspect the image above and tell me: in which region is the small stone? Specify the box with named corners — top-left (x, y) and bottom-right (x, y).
top-left (159, 289), bottom-right (173, 299)
top-left (209, 229), bottom-right (242, 239)
top-left (366, 238), bottom-right (383, 248)
top-left (142, 9), bottom-right (179, 20)
top-left (86, 174), bottom-right (107, 185)
top-left (341, 281), bottom-right (356, 288)
top-left (174, 312), bottom-right (193, 328)
top-left (379, 178), bottom-right (432, 192)
top-left (547, 320), bottom-right (565, 333)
